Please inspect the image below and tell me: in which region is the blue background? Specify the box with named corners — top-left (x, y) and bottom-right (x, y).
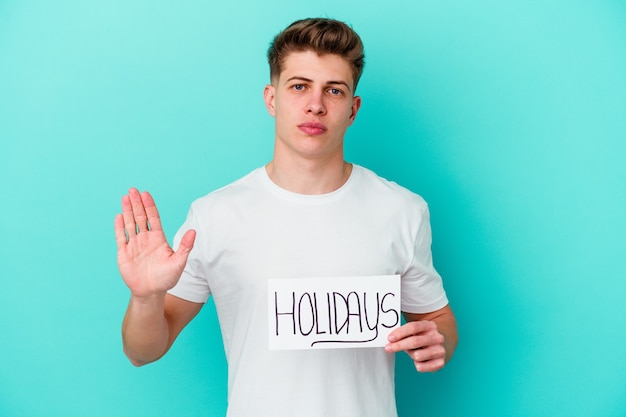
top-left (1, 1), bottom-right (625, 416)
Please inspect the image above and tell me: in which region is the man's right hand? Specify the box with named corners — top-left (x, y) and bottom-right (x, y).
top-left (114, 188), bottom-right (196, 298)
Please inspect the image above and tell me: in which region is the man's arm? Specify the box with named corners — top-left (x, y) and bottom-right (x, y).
top-left (114, 188), bottom-right (199, 366)
top-left (385, 304), bottom-right (458, 372)
top-left (122, 294), bottom-right (202, 366)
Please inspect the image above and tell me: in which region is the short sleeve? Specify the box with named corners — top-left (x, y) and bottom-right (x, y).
top-left (167, 205), bottom-right (211, 303)
top-left (401, 203), bottom-right (449, 314)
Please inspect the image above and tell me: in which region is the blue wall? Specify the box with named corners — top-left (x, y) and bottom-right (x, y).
top-left (1, 1), bottom-right (625, 416)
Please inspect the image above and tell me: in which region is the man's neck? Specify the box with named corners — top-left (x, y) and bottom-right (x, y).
top-left (265, 157), bottom-right (352, 195)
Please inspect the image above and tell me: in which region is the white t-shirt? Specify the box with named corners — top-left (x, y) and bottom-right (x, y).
top-left (169, 165), bottom-right (448, 417)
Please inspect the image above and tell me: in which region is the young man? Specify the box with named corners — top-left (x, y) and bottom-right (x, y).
top-left (115, 18), bottom-right (457, 417)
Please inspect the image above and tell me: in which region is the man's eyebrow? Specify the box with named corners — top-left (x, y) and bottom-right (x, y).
top-left (327, 80), bottom-right (352, 92)
top-left (285, 76), bottom-right (313, 84)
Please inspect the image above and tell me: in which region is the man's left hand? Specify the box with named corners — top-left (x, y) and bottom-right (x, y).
top-left (385, 320), bottom-right (447, 372)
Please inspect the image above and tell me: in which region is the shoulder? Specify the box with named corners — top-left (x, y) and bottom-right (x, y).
top-left (189, 167), bottom-right (265, 214)
top-left (353, 165), bottom-right (428, 212)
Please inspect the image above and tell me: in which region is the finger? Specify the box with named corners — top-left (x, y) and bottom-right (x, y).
top-left (411, 343), bottom-right (446, 372)
top-left (388, 320), bottom-right (436, 343)
top-left (114, 213), bottom-right (128, 248)
top-left (170, 229), bottom-right (196, 271)
top-left (121, 194), bottom-right (136, 237)
top-left (140, 191), bottom-right (163, 232)
top-left (414, 356), bottom-right (446, 373)
top-left (175, 229), bottom-right (196, 258)
top-left (386, 323), bottom-right (443, 353)
top-left (129, 188), bottom-right (149, 233)
top-left (408, 344), bottom-right (446, 364)
top-left (385, 333), bottom-right (434, 353)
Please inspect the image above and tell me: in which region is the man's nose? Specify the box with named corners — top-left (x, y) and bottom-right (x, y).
top-left (306, 91), bottom-right (326, 115)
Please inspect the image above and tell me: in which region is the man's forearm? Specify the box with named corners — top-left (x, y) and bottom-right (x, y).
top-left (122, 294), bottom-right (170, 366)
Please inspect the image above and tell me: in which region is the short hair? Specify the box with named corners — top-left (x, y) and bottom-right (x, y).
top-left (267, 18), bottom-right (365, 91)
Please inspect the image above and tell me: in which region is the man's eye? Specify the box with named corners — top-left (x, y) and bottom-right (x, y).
top-left (293, 84), bottom-right (305, 91)
top-left (329, 88), bottom-right (343, 95)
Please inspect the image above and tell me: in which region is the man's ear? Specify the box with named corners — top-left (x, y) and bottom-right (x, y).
top-left (264, 84), bottom-right (276, 116)
top-left (349, 95), bottom-right (362, 125)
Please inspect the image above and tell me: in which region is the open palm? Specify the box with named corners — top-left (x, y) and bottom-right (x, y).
top-left (114, 189), bottom-right (196, 298)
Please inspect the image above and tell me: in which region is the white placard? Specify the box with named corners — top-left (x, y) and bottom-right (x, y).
top-left (267, 275), bottom-right (401, 350)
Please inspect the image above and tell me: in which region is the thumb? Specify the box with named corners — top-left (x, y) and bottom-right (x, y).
top-left (174, 229), bottom-right (196, 260)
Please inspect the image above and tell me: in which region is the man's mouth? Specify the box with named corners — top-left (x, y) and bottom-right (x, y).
top-left (298, 122), bottom-right (327, 136)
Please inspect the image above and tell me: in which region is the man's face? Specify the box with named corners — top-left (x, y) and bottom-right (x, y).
top-left (264, 51), bottom-right (361, 163)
